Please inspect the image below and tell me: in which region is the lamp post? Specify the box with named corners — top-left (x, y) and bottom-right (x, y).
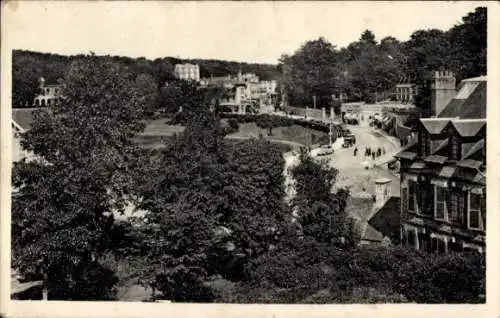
top-left (328, 118), bottom-right (333, 147)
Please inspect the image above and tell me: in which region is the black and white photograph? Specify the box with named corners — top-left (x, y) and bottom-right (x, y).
top-left (2, 1), bottom-right (497, 315)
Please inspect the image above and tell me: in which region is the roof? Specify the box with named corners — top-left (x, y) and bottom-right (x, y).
top-left (451, 119), bottom-right (486, 137)
top-left (360, 222), bottom-right (384, 242)
top-left (367, 196), bottom-right (401, 244)
top-left (420, 118), bottom-right (454, 134)
top-left (460, 75), bottom-right (487, 83)
top-left (439, 166), bottom-right (457, 178)
top-left (395, 151), bottom-right (417, 160)
top-left (432, 139), bottom-right (449, 154)
top-left (12, 108), bottom-right (38, 131)
top-left (463, 139), bottom-right (484, 159)
top-left (410, 162), bottom-right (426, 169)
top-left (396, 83), bottom-right (416, 87)
top-left (345, 197), bottom-right (374, 220)
top-left (456, 159), bottom-right (483, 170)
top-left (438, 81), bottom-right (486, 119)
top-left (430, 139), bottom-right (446, 152)
top-left (347, 193), bottom-right (401, 244)
top-left (375, 178), bottom-right (392, 184)
top-left (394, 141), bottom-right (418, 159)
top-left (462, 142), bottom-right (478, 159)
top-left (424, 155), bottom-right (448, 164)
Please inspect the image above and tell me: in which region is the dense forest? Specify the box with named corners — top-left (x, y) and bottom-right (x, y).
top-left (12, 50), bottom-right (280, 108)
top-left (280, 7), bottom-right (486, 110)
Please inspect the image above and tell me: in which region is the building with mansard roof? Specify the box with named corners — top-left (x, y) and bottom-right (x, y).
top-left (395, 73), bottom-right (486, 254)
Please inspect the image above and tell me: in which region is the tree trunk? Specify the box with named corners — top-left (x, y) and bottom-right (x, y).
top-left (42, 272), bottom-right (48, 300)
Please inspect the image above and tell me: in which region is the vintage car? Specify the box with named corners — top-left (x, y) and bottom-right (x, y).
top-left (317, 149), bottom-right (334, 156)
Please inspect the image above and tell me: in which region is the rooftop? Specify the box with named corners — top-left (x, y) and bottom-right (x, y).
top-left (12, 108), bottom-right (39, 131)
top-left (438, 80), bottom-right (486, 119)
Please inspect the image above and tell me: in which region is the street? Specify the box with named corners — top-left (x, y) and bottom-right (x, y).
top-left (323, 123), bottom-right (401, 198)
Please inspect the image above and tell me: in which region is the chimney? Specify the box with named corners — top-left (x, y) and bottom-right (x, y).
top-left (374, 178), bottom-right (392, 206)
top-left (431, 70), bottom-right (456, 117)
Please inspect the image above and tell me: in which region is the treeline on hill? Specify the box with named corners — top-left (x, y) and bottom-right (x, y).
top-left (12, 54), bottom-right (485, 303)
top-left (280, 7), bottom-right (486, 113)
top-left (12, 50), bottom-right (280, 109)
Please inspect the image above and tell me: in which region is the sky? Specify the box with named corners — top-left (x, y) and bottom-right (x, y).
top-left (3, 1), bottom-right (482, 64)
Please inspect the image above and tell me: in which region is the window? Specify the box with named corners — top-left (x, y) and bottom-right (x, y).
top-left (435, 187), bottom-right (447, 220)
top-left (418, 183), bottom-right (434, 216)
top-left (468, 193), bottom-right (483, 230)
top-left (407, 230), bottom-right (416, 248)
top-left (408, 181), bottom-right (416, 213)
top-left (431, 237), bottom-right (446, 254)
top-left (418, 232), bottom-right (430, 251)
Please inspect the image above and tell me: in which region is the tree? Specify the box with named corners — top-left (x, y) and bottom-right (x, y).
top-left (280, 37), bottom-right (343, 109)
top-left (135, 73), bottom-right (159, 116)
top-left (12, 54), bottom-right (149, 300)
top-left (290, 149), bottom-right (352, 245)
top-left (12, 54), bottom-right (44, 107)
top-left (135, 108), bottom-right (290, 300)
top-left (446, 7), bottom-right (487, 80)
top-left (393, 250), bottom-right (485, 303)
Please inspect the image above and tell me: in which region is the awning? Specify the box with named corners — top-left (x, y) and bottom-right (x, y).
top-left (424, 155), bottom-right (448, 164)
top-left (395, 151), bottom-right (417, 160)
top-left (431, 179), bottom-right (448, 187)
top-left (439, 166), bottom-right (457, 178)
top-left (462, 242), bottom-right (483, 253)
top-left (456, 159), bottom-right (483, 170)
top-left (406, 174), bottom-right (419, 182)
top-left (471, 187), bottom-right (484, 195)
top-left (430, 232), bottom-right (456, 242)
top-left (403, 223), bottom-right (426, 234)
top-left (410, 162), bottom-right (426, 169)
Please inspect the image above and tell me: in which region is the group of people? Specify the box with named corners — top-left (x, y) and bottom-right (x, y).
top-left (353, 146), bottom-right (386, 160)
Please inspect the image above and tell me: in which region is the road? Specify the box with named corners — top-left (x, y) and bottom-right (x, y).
top-left (319, 122), bottom-right (402, 198)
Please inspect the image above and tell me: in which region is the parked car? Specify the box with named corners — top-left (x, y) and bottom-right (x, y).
top-left (317, 149), bottom-right (334, 156)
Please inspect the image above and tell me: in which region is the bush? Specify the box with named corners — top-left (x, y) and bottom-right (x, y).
top-left (228, 118), bottom-right (239, 130)
top-left (48, 261), bottom-right (119, 300)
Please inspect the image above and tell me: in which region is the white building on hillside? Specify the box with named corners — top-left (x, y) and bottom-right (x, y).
top-left (33, 77), bottom-right (61, 107)
top-left (174, 63), bottom-right (200, 82)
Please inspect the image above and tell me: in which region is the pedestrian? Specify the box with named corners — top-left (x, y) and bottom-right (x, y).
top-left (354, 147), bottom-right (358, 156)
top-left (383, 147), bottom-right (386, 155)
top-left (372, 152), bottom-right (375, 160)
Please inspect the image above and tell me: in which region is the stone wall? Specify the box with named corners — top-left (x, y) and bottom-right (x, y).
top-left (286, 106), bottom-right (329, 121)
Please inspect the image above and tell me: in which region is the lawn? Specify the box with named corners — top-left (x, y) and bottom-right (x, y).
top-left (137, 118), bottom-right (329, 149)
top-left (228, 122), bottom-right (329, 147)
